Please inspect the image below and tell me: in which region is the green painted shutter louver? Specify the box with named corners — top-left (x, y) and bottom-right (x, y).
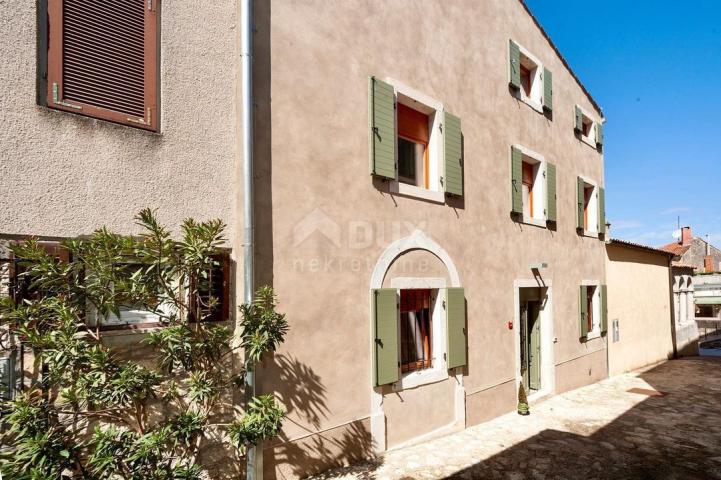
top-left (598, 187), bottom-right (606, 235)
top-left (574, 106), bottom-right (583, 132)
top-left (446, 287), bottom-right (467, 369)
top-left (542, 67), bottom-right (553, 111)
top-left (368, 77), bottom-right (396, 180)
top-left (373, 288), bottom-right (399, 386)
top-left (596, 123), bottom-right (604, 147)
top-left (511, 146), bottom-right (523, 215)
top-left (509, 40), bottom-right (520, 89)
top-left (576, 177), bottom-right (585, 230)
top-left (600, 285), bottom-right (608, 336)
top-left (579, 285), bottom-right (589, 340)
top-left (546, 162), bottom-right (557, 223)
top-left (444, 111), bottom-right (463, 196)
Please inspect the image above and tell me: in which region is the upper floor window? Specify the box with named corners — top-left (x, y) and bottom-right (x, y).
top-left (41, 0), bottom-right (160, 131)
top-left (579, 283), bottom-right (607, 341)
top-left (576, 176), bottom-right (606, 237)
top-left (574, 106), bottom-right (604, 150)
top-left (509, 40), bottom-right (553, 114)
top-left (511, 145), bottom-right (556, 227)
top-left (397, 104), bottom-right (430, 189)
top-left (369, 77), bottom-right (463, 203)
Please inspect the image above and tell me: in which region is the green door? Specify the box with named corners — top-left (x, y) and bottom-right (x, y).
top-left (520, 301), bottom-right (541, 391)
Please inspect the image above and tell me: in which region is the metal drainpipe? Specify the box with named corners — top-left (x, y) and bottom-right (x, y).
top-left (240, 0), bottom-right (259, 479)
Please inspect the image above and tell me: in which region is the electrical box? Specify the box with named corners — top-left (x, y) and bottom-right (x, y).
top-left (612, 319), bottom-right (620, 343)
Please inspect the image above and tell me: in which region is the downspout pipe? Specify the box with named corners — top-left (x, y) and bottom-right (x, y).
top-left (240, 0), bottom-right (259, 479)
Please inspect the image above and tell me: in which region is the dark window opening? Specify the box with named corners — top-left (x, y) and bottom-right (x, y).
top-left (400, 289), bottom-right (433, 373)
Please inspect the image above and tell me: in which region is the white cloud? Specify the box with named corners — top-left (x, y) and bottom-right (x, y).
top-left (611, 220), bottom-right (644, 230)
top-left (661, 207), bottom-right (691, 215)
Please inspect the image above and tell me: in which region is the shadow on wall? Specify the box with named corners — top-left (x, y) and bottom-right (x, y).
top-left (447, 358), bottom-right (721, 480)
top-left (258, 353), bottom-right (377, 478)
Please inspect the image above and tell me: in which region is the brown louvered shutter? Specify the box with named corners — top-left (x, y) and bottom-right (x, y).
top-left (46, 0), bottom-right (159, 131)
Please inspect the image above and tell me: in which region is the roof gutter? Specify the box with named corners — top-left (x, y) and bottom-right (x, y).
top-left (240, 0), bottom-right (260, 478)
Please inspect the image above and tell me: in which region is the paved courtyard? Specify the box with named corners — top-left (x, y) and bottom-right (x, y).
top-left (313, 357), bottom-right (721, 480)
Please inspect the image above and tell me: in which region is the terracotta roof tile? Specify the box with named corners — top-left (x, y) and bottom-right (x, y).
top-left (610, 239), bottom-right (675, 257)
top-left (659, 242), bottom-right (690, 257)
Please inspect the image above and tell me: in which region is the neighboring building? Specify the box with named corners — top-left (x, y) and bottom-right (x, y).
top-left (1, 1), bottom-right (610, 478)
top-left (671, 264), bottom-right (700, 356)
top-left (605, 240), bottom-right (674, 375)
top-left (694, 273), bottom-right (721, 320)
top-left (660, 226), bottom-right (721, 273)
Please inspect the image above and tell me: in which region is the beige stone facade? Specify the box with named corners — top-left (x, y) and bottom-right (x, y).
top-left (1, 1), bottom-right (612, 478)
top-left (605, 241), bottom-right (674, 376)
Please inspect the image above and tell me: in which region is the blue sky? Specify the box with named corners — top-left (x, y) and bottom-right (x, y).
top-left (525, 0), bottom-right (721, 247)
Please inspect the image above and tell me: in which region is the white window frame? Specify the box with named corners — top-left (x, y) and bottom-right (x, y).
top-left (513, 144), bottom-right (548, 228)
top-left (511, 41), bottom-right (545, 113)
top-left (576, 105), bottom-right (599, 148)
top-left (581, 280), bottom-right (602, 340)
top-left (579, 175), bottom-right (599, 237)
top-left (390, 277), bottom-right (448, 390)
top-left (384, 78), bottom-right (445, 204)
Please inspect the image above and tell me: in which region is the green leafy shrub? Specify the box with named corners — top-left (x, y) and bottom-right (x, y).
top-left (0, 209), bottom-right (288, 478)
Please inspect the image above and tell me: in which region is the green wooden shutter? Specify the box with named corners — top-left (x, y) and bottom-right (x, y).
top-left (511, 146), bottom-right (523, 215)
top-left (542, 67), bottom-right (553, 111)
top-left (546, 162), bottom-right (557, 223)
top-left (574, 106), bottom-right (583, 132)
top-left (509, 40), bottom-right (520, 89)
top-left (600, 285), bottom-right (608, 336)
top-left (446, 287), bottom-right (467, 369)
top-left (444, 112), bottom-right (463, 196)
top-left (373, 288), bottom-right (398, 386)
top-left (596, 123), bottom-right (604, 147)
top-left (576, 177), bottom-right (585, 230)
top-left (579, 285), bottom-right (589, 340)
top-left (598, 187), bottom-right (606, 235)
top-left (368, 77), bottom-right (396, 180)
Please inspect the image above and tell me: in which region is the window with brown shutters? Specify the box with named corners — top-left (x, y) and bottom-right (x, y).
top-left (43, 0), bottom-right (160, 131)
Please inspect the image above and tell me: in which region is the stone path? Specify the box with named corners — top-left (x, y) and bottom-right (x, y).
top-left (312, 357), bottom-right (721, 480)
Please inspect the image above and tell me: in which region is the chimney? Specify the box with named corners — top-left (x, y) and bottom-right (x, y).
top-left (704, 255), bottom-right (714, 273)
top-left (681, 226), bottom-right (692, 246)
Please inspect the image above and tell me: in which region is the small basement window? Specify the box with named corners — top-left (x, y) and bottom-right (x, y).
top-left (400, 289), bottom-right (434, 373)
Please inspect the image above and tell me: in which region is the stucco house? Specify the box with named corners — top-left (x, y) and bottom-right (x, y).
top-left (605, 239), bottom-right (675, 375)
top-left (1, 1), bottom-right (611, 478)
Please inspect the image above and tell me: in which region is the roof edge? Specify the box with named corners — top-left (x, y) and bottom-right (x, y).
top-left (610, 238), bottom-right (675, 258)
top-left (518, 0), bottom-right (604, 119)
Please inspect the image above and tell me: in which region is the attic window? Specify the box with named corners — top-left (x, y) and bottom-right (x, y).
top-left (575, 106), bottom-right (603, 149)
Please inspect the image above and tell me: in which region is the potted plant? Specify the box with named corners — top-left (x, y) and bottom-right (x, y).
top-left (517, 381), bottom-right (530, 415)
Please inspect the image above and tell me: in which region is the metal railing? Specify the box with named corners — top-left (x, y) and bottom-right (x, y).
top-left (695, 317), bottom-right (721, 342)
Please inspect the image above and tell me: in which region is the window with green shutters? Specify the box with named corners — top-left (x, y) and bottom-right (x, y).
top-left (371, 285), bottom-right (467, 387)
top-left (574, 105), bottom-right (603, 150)
top-left (368, 76), bottom-right (463, 201)
top-left (508, 39), bottom-right (551, 116)
top-left (510, 145), bottom-right (553, 226)
top-left (579, 284), bottom-right (605, 341)
top-left (576, 177), bottom-right (605, 238)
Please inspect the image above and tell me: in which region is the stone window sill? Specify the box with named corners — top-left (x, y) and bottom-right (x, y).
top-left (390, 182), bottom-right (445, 204)
top-left (393, 367), bottom-right (448, 391)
